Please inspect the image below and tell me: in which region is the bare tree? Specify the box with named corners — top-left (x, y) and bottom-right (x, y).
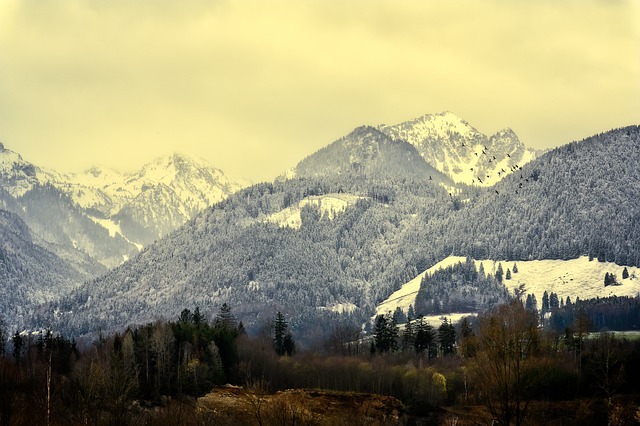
top-left (471, 299), bottom-right (541, 426)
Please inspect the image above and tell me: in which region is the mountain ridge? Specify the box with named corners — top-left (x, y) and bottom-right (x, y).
top-left (378, 111), bottom-right (539, 186)
top-left (40, 125), bottom-right (640, 345)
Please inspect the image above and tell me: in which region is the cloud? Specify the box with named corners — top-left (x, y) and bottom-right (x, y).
top-left (1, 0), bottom-right (638, 181)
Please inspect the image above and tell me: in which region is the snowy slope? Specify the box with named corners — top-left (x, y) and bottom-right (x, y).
top-left (264, 193), bottom-right (365, 229)
top-left (377, 256), bottom-right (640, 318)
top-left (0, 143), bottom-right (40, 197)
top-left (378, 112), bottom-right (539, 186)
top-left (1, 145), bottom-right (247, 267)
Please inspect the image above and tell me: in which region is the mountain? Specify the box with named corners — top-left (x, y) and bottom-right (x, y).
top-left (0, 209), bottom-right (94, 330)
top-left (288, 126), bottom-right (452, 184)
top-left (378, 112), bottom-right (538, 186)
top-left (43, 123), bottom-right (640, 347)
top-left (0, 148), bottom-right (247, 268)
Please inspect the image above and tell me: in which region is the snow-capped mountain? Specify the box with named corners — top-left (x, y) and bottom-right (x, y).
top-left (43, 125), bottom-right (640, 341)
top-left (0, 147), bottom-right (247, 268)
top-left (378, 112), bottom-right (538, 186)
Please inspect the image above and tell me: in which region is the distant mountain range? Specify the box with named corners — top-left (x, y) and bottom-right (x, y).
top-left (3, 113), bottom-right (638, 345)
top-left (0, 146), bottom-right (246, 268)
top-left (32, 117), bottom-right (639, 345)
top-left (0, 144), bottom-right (246, 330)
top-left (286, 112), bottom-right (539, 186)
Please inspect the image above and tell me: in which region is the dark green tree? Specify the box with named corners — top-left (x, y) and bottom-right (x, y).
top-left (512, 263), bottom-right (519, 273)
top-left (374, 314), bottom-right (398, 353)
top-left (392, 307), bottom-right (406, 324)
top-left (0, 319), bottom-right (5, 357)
top-left (438, 318), bottom-right (456, 356)
top-left (541, 291), bottom-right (550, 316)
top-left (179, 308), bottom-right (193, 324)
top-left (495, 263), bottom-right (504, 283)
top-left (505, 268), bottom-right (512, 280)
top-left (402, 318), bottom-right (414, 352)
top-left (413, 317), bottom-right (436, 358)
top-left (193, 307), bottom-right (204, 325)
top-left (549, 292), bottom-right (560, 310)
top-left (458, 316), bottom-right (477, 357)
top-left (525, 294), bottom-right (537, 313)
top-left (622, 267), bottom-right (629, 279)
top-left (12, 331), bottom-right (22, 363)
top-left (274, 312), bottom-right (294, 356)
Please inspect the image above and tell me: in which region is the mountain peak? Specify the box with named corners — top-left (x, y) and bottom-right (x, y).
top-left (378, 112), bottom-right (538, 186)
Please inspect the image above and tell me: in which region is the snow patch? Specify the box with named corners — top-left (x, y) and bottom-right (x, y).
top-left (264, 193), bottom-right (365, 229)
top-left (377, 256), bottom-right (640, 318)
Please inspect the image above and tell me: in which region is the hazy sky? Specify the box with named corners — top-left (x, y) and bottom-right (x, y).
top-left (1, 0), bottom-right (638, 182)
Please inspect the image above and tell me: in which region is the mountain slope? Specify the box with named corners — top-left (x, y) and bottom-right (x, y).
top-left (38, 125), bottom-right (640, 346)
top-left (287, 126), bottom-right (452, 185)
top-left (1, 148), bottom-right (247, 268)
top-left (0, 209), bottom-right (91, 330)
top-left (378, 112), bottom-right (538, 186)
top-left (377, 256), bottom-right (640, 319)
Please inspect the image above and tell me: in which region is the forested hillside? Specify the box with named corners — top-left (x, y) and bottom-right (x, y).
top-left (0, 209), bottom-right (91, 330)
top-left (38, 126), bottom-right (640, 347)
top-left (447, 126), bottom-right (640, 264)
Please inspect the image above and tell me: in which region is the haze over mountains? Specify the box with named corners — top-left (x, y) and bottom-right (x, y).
top-left (2, 112), bottom-right (638, 343)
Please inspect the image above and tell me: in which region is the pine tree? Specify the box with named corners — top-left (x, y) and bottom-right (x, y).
top-left (0, 319), bottom-right (5, 357)
top-left (438, 318), bottom-right (456, 356)
top-left (215, 303), bottom-right (237, 330)
top-left (193, 307), bottom-right (204, 325)
top-left (407, 304), bottom-right (415, 320)
top-left (458, 316), bottom-right (477, 357)
top-left (179, 308), bottom-right (193, 324)
top-left (622, 267), bottom-right (629, 279)
top-left (549, 292), bottom-right (559, 310)
top-left (402, 318), bottom-right (415, 352)
top-left (495, 263), bottom-right (504, 283)
top-left (414, 317), bottom-right (436, 358)
top-left (12, 331), bottom-right (23, 362)
top-left (512, 263), bottom-right (519, 273)
top-left (541, 291), bottom-right (550, 316)
top-left (392, 307), bottom-right (406, 324)
top-left (506, 268), bottom-right (512, 280)
top-left (274, 312), bottom-right (289, 356)
top-left (525, 294), bottom-right (535, 312)
top-left (374, 314), bottom-right (398, 353)
top-left (283, 333), bottom-right (295, 356)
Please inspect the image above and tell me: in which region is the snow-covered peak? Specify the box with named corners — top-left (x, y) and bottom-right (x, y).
top-left (380, 111), bottom-right (484, 145)
top-left (0, 145), bottom-right (39, 197)
top-left (378, 112), bottom-right (537, 186)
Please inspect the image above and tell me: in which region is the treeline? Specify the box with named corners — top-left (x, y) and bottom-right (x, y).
top-left (414, 257), bottom-right (511, 315)
top-left (549, 295), bottom-right (640, 333)
top-left (0, 304), bottom-right (247, 424)
top-left (3, 298), bottom-right (640, 425)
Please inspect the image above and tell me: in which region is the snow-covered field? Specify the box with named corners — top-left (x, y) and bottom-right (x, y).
top-left (264, 193), bottom-right (365, 229)
top-left (376, 255), bottom-right (640, 318)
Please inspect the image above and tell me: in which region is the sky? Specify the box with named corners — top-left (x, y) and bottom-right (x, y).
top-left (1, 0), bottom-right (639, 183)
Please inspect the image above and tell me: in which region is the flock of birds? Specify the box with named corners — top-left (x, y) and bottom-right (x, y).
top-left (447, 141), bottom-right (537, 198)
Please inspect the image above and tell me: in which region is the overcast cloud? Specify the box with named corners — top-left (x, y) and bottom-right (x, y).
top-left (1, 0), bottom-right (638, 182)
